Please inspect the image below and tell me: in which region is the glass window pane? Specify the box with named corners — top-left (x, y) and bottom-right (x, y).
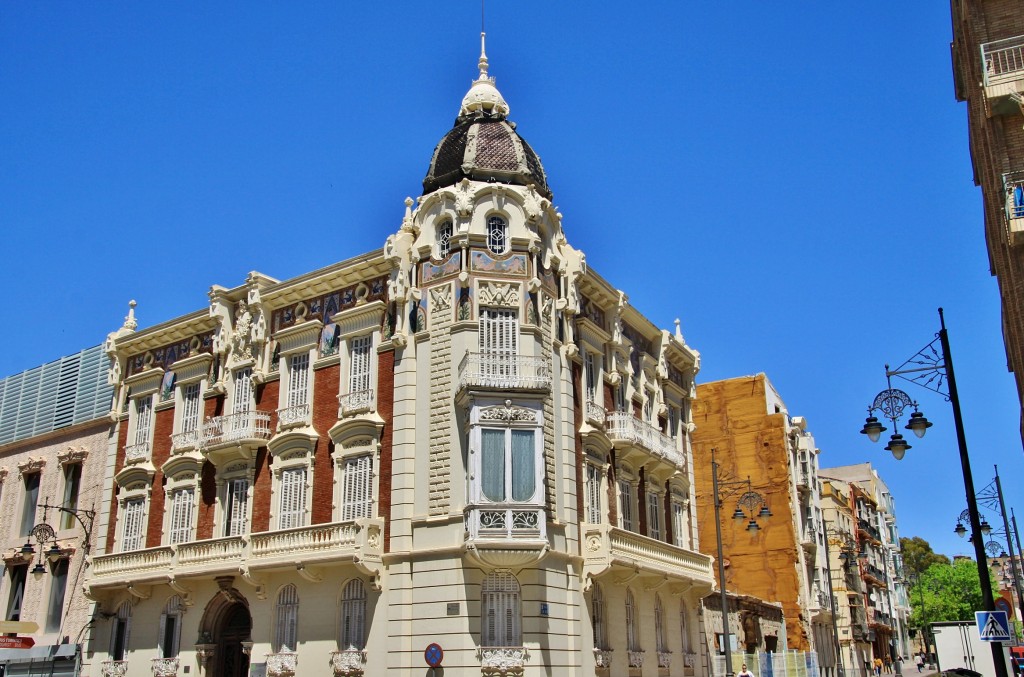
top-left (510, 430), bottom-right (535, 501)
top-left (481, 429), bottom-right (506, 502)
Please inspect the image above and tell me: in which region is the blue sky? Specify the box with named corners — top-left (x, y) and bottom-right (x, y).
top-left (1, 3), bottom-right (1018, 561)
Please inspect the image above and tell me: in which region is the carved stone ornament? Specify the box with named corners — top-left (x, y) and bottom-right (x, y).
top-left (478, 281), bottom-right (520, 309)
top-left (479, 400), bottom-right (538, 423)
top-left (430, 284), bottom-right (453, 313)
top-left (454, 178), bottom-right (477, 217)
top-left (58, 446), bottom-right (89, 467)
top-left (17, 457), bottom-right (46, 476)
top-left (0, 467), bottom-right (8, 483)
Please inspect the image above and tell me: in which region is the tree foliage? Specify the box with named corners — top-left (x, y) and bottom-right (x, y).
top-left (901, 536), bottom-right (950, 579)
top-left (909, 557), bottom-right (998, 627)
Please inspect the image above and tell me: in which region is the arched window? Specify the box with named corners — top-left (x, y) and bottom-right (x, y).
top-left (591, 584), bottom-right (607, 650)
top-left (158, 596), bottom-right (185, 658)
top-left (110, 601), bottom-right (132, 661)
top-left (680, 601), bottom-right (692, 654)
top-left (274, 585), bottom-right (299, 652)
top-left (437, 219), bottom-right (453, 258)
top-left (487, 215), bottom-right (508, 255)
top-left (481, 571), bottom-right (521, 647)
top-left (655, 594), bottom-right (667, 653)
top-left (625, 588), bottom-right (639, 652)
top-left (339, 580), bottom-right (367, 650)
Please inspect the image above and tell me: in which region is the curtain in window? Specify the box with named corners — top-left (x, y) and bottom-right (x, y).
top-left (226, 479), bottom-right (249, 537)
top-left (481, 429), bottom-right (505, 502)
top-left (510, 429), bottom-right (535, 501)
top-left (619, 480), bottom-right (635, 532)
top-left (278, 468), bottom-right (307, 530)
top-left (341, 456), bottom-right (372, 521)
top-left (672, 501), bottom-right (686, 547)
top-left (1015, 185), bottom-right (1024, 217)
top-left (274, 585), bottom-right (299, 652)
top-left (647, 492), bottom-right (661, 540)
top-left (21, 473), bottom-right (40, 536)
top-left (62, 464), bottom-right (82, 530)
top-left (121, 497), bottom-right (146, 551)
top-left (339, 580), bottom-right (367, 650)
top-left (481, 571), bottom-right (520, 647)
top-left (168, 488), bottom-right (195, 545)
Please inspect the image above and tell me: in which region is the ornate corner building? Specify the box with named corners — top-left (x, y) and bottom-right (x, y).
top-left (80, 39), bottom-right (716, 677)
top-left (950, 0), bottom-right (1024, 441)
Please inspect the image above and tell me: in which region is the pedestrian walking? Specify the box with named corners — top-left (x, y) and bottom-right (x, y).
top-left (915, 653), bottom-right (924, 672)
top-left (737, 664), bottom-right (755, 677)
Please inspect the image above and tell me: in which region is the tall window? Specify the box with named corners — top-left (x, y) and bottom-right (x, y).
top-left (45, 559), bottom-right (69, 632)
top-left (586, 463), bottom-right (603, 524)
top-left (643, 389), bottom-right (655, 422)
top-left (668, 404), bottom-right (680, 440)
top-left (437, 219), bottom-right (453, 258)
top-left (339, 580), bottom-right (367, 650)
top-left (672, 500), bottom-right (687, 548)
top-left (680, 601), bottom-right (692, 654)
top-left (341, 456), bottom-right (372, 521)
top-left (181, 382), bottom-right (201, 435)
top-left (274, 585), bottom-right (299, 652)
top-left (287, 353), bottom-right (310, 408)
top-left (625, 588), bottom-right (640, 652)
top-left (168, 488), bottom-right (196, 545)
top-left (278, 468), bottom-right (307, 530)
top-left (486, 215), bottom-right (508, 254)
top-left (61, 464), bottom-right (82, 530)
top-left (5, 565), bottom-right (27, 621)
top-left (111, 601), bottom-right (132, 661)
top-left (584, 350), bottom-right (598, 403)
top-left (655, 594), bottom-right (667, 653)
top-left (614, 380), bottom-right (626, 412)
top-left (591, 584), bottom-right (607, 650)
top-left (618, 479), bottom-right (635, 532)
top-left (120, 497), bottom-right (146, 552)
top-left (159, 596), bottom-right (184, 659)
top-left (225, 479), bottom-right (250, 537)
top-left (232, 368), bottom-right (253, 414)
top-left (480, 428), bottom-right (536, 503)
top-left (647, 492), bottom-right (662, 540)
top-left (479, 309), bottom-right (518, 383)
top-left (21, 472), bottom-right (40, 536)
top-left (134, 396), bottom-right (153, 446)
top-left (481, 571), bottom-right (521, 647)
top-left (349, 335), bottom-right (372, 394)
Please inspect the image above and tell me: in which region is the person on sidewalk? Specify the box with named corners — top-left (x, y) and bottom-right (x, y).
top-left (915, 653), bottom-right (924, 672)
top-left (737, 664), bottom-right (755, 677)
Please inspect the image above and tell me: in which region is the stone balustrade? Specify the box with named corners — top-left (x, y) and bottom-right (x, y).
top-left (606, 527), bottom-right (714, 580)
top-left (605, 412), bottom-right (685, 469)
top-left (201, 410), bottom-right (272, 447)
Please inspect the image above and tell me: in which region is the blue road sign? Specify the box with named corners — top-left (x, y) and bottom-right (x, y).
top-left (424, 642), bottom-right (444, 667)
top-left (976, 610), bottom-right (1012, 642)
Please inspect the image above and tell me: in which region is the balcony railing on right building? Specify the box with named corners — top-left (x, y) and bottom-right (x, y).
top-left (457, 352), bottom-right (551, 392)
top-left (982, 36), bottom-right (1024, 114)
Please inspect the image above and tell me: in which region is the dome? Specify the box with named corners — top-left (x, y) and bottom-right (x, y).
top-left (422, 34), bottom-right (551, 199)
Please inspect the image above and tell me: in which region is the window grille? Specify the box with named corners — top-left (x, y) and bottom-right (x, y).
top-left (287, 353), bottom-right (310, 408)
top-left (625, 589), bottom-right (639, 651)
top-left (341, 456), bottom-right (372, 521)
top-left (181, 383), bottom-right (201, 433)
top-left (339, 580), bottom-right (367, 650)
top-left (618, 480), bottom-right (635, 532)
top-left (647, 492), bottom-right (662, 540)
top-left (586, 464), bottom-right (603, 524)
top-left (168, 488), bottom-right (195, 545)
top-left (159, 596), bottom-right (184, 658)
top-left (120, 497), bottom-right (146, 551)
top-left (437, 220), bottom-right (453, 258)
top-left (486, 215), bottom-right (508, 254)
top-left (278, 468), bottom-right (307, 530)
top-left (134, 396), bottom-right (153, 446)
top-left (349, 335), bottom-right (372, 394)
top-left (655, 595), bottom-right (667, 652)
top-left (481, 571), bottom-right (521, 647)
top-left (225, 479), bottom-right (249, 537)
top-left (592, 584), bottom-right (607, 649)
top-left (274, 585), bottom-right (299, 652)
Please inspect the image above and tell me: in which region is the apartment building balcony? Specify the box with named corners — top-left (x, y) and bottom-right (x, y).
top-left (170, 429), bottom-right (201, 454)
top-left (628, 651), bottom-right (645, 668)
top-left (857, 518), bottom-right (880, 542)
top-left (276, 403), bottom-right (311, 431)
top-left (124, 441), bottom-right (151, 465)
top-left (330, 649), bottom-right (366, 676)
top-left (606, 411), bottom-right (685, 471)
top-left (338, 389), bottom-right (375, 418)
top-left (478, 646), bottom-right (527, 676)
top-left (201, 410), bottom-right (272, 465)
top-left (593, 649), bottom-right (613, 668)
top-left (87, 519), bottom-right (384, 595)
top-left (584, 399), bottom-right (607, 427)
top-left (982, 36), bottom-right (1024, 115)
top-left (465, 505), bottom-right (548, 569)
top-left (266, 650), bottom-right (297, 677)
top-left (101, 661), bottom-right (127, 677)
top-left (457, 352), bottom-right (552, 393)
top-left (657, 652), bottom-right (672, 668)
top-left (801, 520), bottom-right (818, 554)
top-left (580, 523), bottom-right (716, 593)
top-left (796, 470), bottom-right (812, 495)
top-left (152, 657), bottom-right (180, 677)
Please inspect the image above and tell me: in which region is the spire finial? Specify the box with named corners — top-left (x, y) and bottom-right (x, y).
top-left (124, 300), bottom-right (138, 331)
top-left (478, 31), bottom-right (489, 81)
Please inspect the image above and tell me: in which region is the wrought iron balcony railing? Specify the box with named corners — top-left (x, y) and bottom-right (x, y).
top-left (201, 410), bottom-right (272, 447)
top-left (124, 441), bottom-right (150, 465)
top-left (100, 661), bottom-right (128, 677)
top-left (467, 505), bottom-right (546, 541)
top-left (479, 646), bottom-right (528, 674)
top-left (606, 411), bottom-right (685, 469)
top-left (330, 649), bottom-right (366, 676)
top-left (276, 403), bottom-right (310, 430)
top-left (170, 429), bottom-right (201, 453)
top-left (266, 650), bottom-right (297, 677)
top-left (152, 657), bottom-right (180, 677)
top-left (338, 388), bottom-right (375, 417)
top-left (585, 399), bottom-right (607, 426)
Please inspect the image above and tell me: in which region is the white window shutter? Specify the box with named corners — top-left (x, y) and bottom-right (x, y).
top-left (586, 464), bottom-right (603, 524)
top-left (226, 479), bottom-right (249, 537)
top-left (134, 397), bottom-right (152, 445)
top-left (121, 498), bottom-right (145, 552)
top-left (349, 336), bottom-right (372, 393)
top-left (341, 456), bottom-right (372, 522)
top-left (279, 469), bottom-right (307, 530)
top-left (274, 585), bottom-right (299, 652)
top-left (233, 368), bottom-right (253, 413)
top-left (672, 501), bottom-right (686, 547)
top-left (182, 383), bottom-right (201, 433)
top-left (647, 492), bottom-right (661, 540)
top-left (288, 354), bottom-right (310, 407)
top-left (169, 488), bottom-right (195, 545)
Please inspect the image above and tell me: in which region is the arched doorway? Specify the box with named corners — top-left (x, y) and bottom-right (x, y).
top-left (215, 602), bottom-right (252, 677)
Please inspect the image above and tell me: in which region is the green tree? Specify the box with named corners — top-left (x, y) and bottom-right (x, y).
top-left (909, 558), bottom-right (998, 627)
top-left (901, 536), bottom-right (950, 579)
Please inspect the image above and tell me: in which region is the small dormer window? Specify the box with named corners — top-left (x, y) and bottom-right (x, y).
top-left (438, 219), bottom-right (453, 258)
top-left (487, 215), bottom-right (508, 255)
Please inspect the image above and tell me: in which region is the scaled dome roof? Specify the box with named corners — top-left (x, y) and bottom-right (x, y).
top-left (422, 36), bottom-right (551, 199)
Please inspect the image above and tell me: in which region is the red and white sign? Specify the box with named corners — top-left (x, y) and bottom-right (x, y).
top-left (0, 636), bottom-right (35, 649)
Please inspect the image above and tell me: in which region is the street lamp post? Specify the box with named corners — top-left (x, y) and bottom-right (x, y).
top-left (859, 308), bottom-right (1007, 677)
top-left (824, 522), bottom-right (860, 677)
top-left (711, 449), bottom-right (771, 677)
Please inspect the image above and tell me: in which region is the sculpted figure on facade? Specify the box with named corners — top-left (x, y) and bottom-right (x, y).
top-left (384, 207), bottom-right (417, 343)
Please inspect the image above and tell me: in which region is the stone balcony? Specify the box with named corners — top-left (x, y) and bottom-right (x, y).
top-left (605, 412), bottom-right (685, 470)
top-left (465, 505), bottom-right (548, 569)
top-left (170, 429), bottom-right (201, 454)
top-left (152, 657), bottom-right (179, 677)
top-left (276, 403), bottom-right (310, 431)
top-left (266, 650), bottom-right (297, 677)
top-left (100, 661), bottom-right (128, 677)
top-left (330, 649), bottom-right (366, 676)
top-left (338, 388), bottom-right (375, 418)
top-left (580, 523), bottom-right (715, 592)
top-left (457, 352), bottom-right (551, 393)
top-left (88, 519), bottom-right (383, 593)
top-left (478, 646), bottom-right (527, 676)
top-left (200, 410), bottom-right (272, 465)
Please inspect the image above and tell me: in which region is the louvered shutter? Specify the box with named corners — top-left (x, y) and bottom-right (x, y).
top-left (584, 351), bottom-right (597, 401)
top-left (121, 498), bottom-right (145, 552)
top-left (134, 397), bottom-right (152, 445)
top-left (288, 354), bottom-right (310, 407)
top-left (618, 480), bottom-right (634, 531)
top-left (482, 572), bottom-right (521, 648)
top-left (233, 368), bottom-right (252, 414)
top-left (586, 464), bottom-right (603, 524)
top-left (274, 585), bottom-right (299, 652)
top-left (626, 590), bottom-right (638, 651)
top-left (181, 383), bottom-right (200, 433)
top-left (278, 468), bottom-right (307, 530)
top-left (672, 501), bottom-right (686, 547)
top-left (169, 489), bottom-right (195, 545)
top-left (647, 492), bottom-right (661, 540)
top-left (341, 456), bottom-right (372, 521)
top-left (226, 479), bottom-right (250, 537)
top-left (340, 580), bottom-right (367, 650)
top-left (349, 336), bottom-right (372, 393)
top-left (479, 310), bottom-right (519, 382)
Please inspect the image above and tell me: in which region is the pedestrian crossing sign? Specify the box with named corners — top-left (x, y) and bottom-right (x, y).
top-left (976, 610), bottom-right (1012, 642)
